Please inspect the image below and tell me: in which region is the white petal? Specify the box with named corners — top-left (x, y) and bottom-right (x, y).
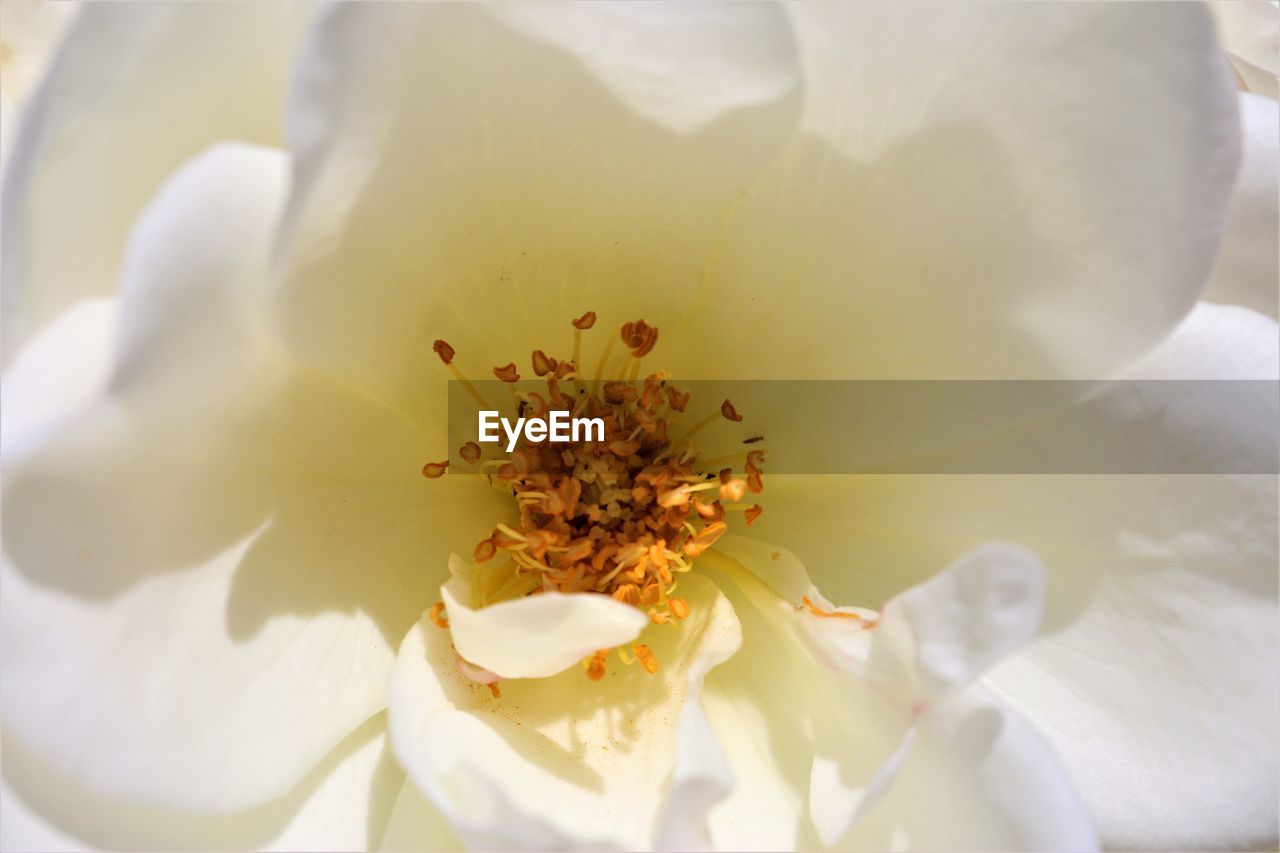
top-left (274, 1), bottom-right (800, 421)
top-left (1, 714), bottom-right (408, 851)
top-left (875, 543), bottom-right (1045, 699)
top-left (1, 1), bottom-right (304, 362)
top-left (759, 303), bottom-right (1278, 848)
top-left (441, 557), bottom-right (647, 679)
top-left (0, 297), bottom-right (118, 459)
top-left (708, 3), bottom-right (1240, 379)
top-left (1204, 92), bottom-right (1279, 318)
top-left (1, 144), bottom-right (501, 811)
top-left (379, 780), bottom-right (462, 852)
top-left (838, 687), bottom-right (1097, 851)
top-left (701, 539), bottom-right (1061, 848)
top-left (388, 573), bottom-right (741, 849)
top-left (1212, 1), bottom-right (1280, 99)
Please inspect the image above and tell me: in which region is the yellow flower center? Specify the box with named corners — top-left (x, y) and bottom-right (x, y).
top-left (422, 314), bottom-right (767, 687)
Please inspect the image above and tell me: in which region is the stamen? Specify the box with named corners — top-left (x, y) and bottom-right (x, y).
top-left (633, 643), bottom-right (659, 674)
top-left (591, 328), bottom-right (620, 395)
top-left (428, 601), bottom-right (449, 629)
top-left (584, 650), bottom-right (609, 681)
top-left (801, 596), bottom-right (877, 628)
top-left (433, 339), bottom-right (491, 410)
top-left (531, 350), bottom-right (556, 377)
top-left (421, 461), bottom-right (449, 479)
top-left (423, 314), bottom-right (769, 685)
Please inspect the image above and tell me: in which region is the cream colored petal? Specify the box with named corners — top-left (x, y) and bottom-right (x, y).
top-left (758, 303), bottom-right (1278, 848)
top-left (838, 687), bottom-right (1097, 851)
top-left (1, 1), bottom-right (305, 362)
top-left (0, 296), bottom-right (118, 459)
top-left (702, 3), bottom-right (1240, 379)
top-left (702, 539), bottom-right (1063, 848)
top-left (1212, 0), bottom-right (1279, 99)
top-left (440, 557), bottom-right (647, 680)
top-left (1205, 92), bottom-right (1279, 318)
top-left (0, 715), bottom-right (409, 851)
top-left (1, 145), bottom-right (501, 812)
top-left (274, 1), bottom-right (801, 423)
top-left (378, 778), bottom-right (462, 852)
top-left (388, 573), bottom-right (741, 850)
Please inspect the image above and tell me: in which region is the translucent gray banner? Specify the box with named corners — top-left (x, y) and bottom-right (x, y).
top-left (446, 380), bottom-right (1279, 474)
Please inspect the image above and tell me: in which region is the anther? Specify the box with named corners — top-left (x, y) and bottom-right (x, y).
top-left (584, 650), bottom-right (608, 681)
top-left (428, 601), bottom-right (449, 628)
top-left (745, 505), bottom-right (763, 526)
top-left (572, 311), bottom-right (597, 330)
top-left (633, 643), bottom-right (659, 674)
top-left (532, 350), bottom-right (556, 377)
top-left (621, 320), bottom-right (659, 357)
top-left (421, 461), bottom-right (449, 479)
top-left (494, 363), bottom-right (520, 383)
top-left (460, 442), bottom-right (482, 464)
top-left (719, 479), bottom-right (747, 502)
top-left (473, 538), bottom-right (497, 562)
top-left (721, 399), bottom-right (743, 422)
top-left (432, 339), bottom-right (456, 365)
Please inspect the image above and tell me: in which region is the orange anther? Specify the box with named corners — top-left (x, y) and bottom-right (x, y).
top-left (620, 320), bottom-right (659, 357)
top-left (747, 471), bottom-right (764, 494)
top-left (428, 601), bottom-right (449, 629)
top-left (665, 386), bottom-right (690, 412)
top-left (432, 339), bottom-right (456, 365)
top-left (603, 381), bottom-right (638, 404)
top-left (460, 442), bottom-right (482, 464)
top-left (612, 584), bottom-right (640, 606)
top-left (668, 596), bottom-right (689, 620)
top-left (421, 460), bottom-right (449, 479)
top-left (532, 350), bottom-right (557, 377)
top-left (721, 399), bottom-right (743, 422)
top-left (572, 311), bottom-right (598, 330)
top-left (493, 363), bottom-right (520, 383)
top-left (801, 596), bottom-right (876, 627)
top-left (684, 521), bottom-right (727, 557)
top-left (633, 643), bottom-right (659, 674)
top-left (719, 479), bottom-right (747, 503)
top-left (693, 498), bottom-right (724, 523)
top-left (473, 538), bottom-right (497, 562)
top-left (609, 439), bottom-right (641, 458)
top-left (584, 650), bottom-right (609, 681)
top-left (744, 505), bottom-right (763, 526)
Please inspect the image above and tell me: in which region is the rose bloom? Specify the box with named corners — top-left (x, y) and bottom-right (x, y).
top-left (1, 3), bottom-right (1276, 851)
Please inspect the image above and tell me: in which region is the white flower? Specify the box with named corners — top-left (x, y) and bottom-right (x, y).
top-left (1, 3), bottom-right (1275, 851)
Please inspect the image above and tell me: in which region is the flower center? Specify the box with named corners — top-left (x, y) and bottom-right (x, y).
top-left (422, 314), bottom-right (766, 689)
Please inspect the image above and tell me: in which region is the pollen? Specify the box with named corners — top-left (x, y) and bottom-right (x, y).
top-left (423, 313), bottom-right (768, 684)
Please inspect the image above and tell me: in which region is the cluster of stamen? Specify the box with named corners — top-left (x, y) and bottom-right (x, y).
top-left (422, 313), bottom-right (766, 687)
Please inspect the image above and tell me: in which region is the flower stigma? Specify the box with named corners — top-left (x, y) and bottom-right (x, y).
top-left (423, 314), bottom-right (766, 690)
